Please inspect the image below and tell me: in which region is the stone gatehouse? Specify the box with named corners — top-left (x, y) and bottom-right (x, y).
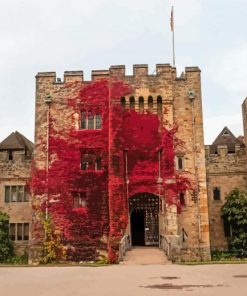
top-left (1, 64), bottom-right (246, 263)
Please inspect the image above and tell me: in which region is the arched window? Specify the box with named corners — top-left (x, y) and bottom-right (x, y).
top-left (120, 97), bottom-right (126, 110)
top-left (148, 96), bottom-right (153, 113)
top-left (130, 96), bottom-right (135, 110)
top-left (157, 96), bottom-right (162, 115)
top-left (213, 187), bottom-right (221, 201)
top-left (178, 157), bottom-right (183, 170)
top-left (139, 96), bottom-right (144, 113)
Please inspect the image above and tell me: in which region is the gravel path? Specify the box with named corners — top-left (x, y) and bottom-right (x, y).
top-left (0, 263), bottom-right (247, 296)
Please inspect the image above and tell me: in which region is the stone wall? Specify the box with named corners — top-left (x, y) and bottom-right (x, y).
top-left (33, 64), bottom-right (211, 261)
top-left (0, 150), bottom-right (32, 255)
top-left (205, 145), bottom-right (247, 250)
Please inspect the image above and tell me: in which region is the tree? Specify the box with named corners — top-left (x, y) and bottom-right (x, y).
top-left (0, 212), bottom-right (14, 262)
top-left (222, 189), bottom-right (247, 257)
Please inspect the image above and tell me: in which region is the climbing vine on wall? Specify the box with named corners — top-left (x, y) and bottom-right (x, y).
top-left (31, 78), bottom-right (192, 263)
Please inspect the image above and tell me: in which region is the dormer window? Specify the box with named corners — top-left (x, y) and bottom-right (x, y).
top-left (223, 130), bottom-right (229, 136)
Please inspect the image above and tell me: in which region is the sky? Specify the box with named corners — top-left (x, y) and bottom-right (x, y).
top-left (0, 0), bottom-right (246, 145)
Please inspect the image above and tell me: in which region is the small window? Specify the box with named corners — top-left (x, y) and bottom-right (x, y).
top-left (5, 186), bottom-right (10, 203)
top-left (88, 114), bottom-right (94, 130)
top-left (157, 96), bottom-right (162, 115)
top-left (81, 161), bottom-right (88, 170)
top-left (24, 191), bottom-right (30, 202)
top-left (73, 193), bottom-right (87, 208)
top-left (9, 223), bottom-right (16, 241)
top-left (180, 193), bottom-right (186, 206)
top-left (5, 186), bottom-right (27, 203)
top-left (130, 96), bottom-right (135, 110)
top-left (81, 152), bottom-right (102, 171)
top-left (17, 186), bottom-right (24, 202)
top-left (95, 157), bottom-right (102, 170)
top-left (139, 97), bottom-right (144, 113)
top-left (176, 156), bottom-right (184, 170)
top-left (121, 97), bottom-right (126, 110)
top-left (148, 96), bottom-right (153, 113)
top-left (17, 223), bottom-right (23, 241)
top-left (95, 114), bottom-right (102, 129)
top-left (81, 112), bottom-right (86, 129)
top-left (178, 157), bottom-right (183, 170)
top-left (23, 223), bottom-right (29, 241)
top-left (213, 187), bottom-right (221, 201)
top-left (8, 150), bottom-right (13, 161)
top-left (11, 186), bottom-right (17, 202)
top-left (9, 223), bottom-right (29, 241)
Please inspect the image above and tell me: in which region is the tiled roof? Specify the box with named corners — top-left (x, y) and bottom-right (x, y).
top-left (0, 131), bottom-right (34, 151)
top-left (209, 127), bottom-right (244, 154)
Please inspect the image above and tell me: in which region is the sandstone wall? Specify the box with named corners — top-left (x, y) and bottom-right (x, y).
top-left (0, 150), bottom-right (32, 255)
top-left (33, 64), bottom-right (211, 261)
top-left (206, 145), bottom-right (247, 250)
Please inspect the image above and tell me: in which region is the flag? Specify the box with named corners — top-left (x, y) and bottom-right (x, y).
top-left (170, 6), bottom-right (174, 31)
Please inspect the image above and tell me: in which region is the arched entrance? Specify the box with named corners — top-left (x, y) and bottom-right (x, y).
top-left (129, 193), bottom-right (159, 246)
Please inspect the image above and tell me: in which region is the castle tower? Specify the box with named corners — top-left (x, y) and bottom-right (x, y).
top-left (31, 64), bottom-right (211, 262)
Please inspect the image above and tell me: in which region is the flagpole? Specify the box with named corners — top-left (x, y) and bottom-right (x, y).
top-left (171, 6), bottom-right (176, 67)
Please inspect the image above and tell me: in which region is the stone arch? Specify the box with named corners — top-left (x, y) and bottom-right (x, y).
top-left (138, 96), bottom-right (144, 113)
top-left (157, 95), bottom-right (162, 115)
top-left (148, 96), bottom-right (153, 113)
top-left (129, 96), bottom-right (135, 110)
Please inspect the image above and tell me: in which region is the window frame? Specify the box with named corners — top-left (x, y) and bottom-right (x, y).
top-left (73, 192), bottom-right (87, 209)
top-left (9, 223), bottom-right (29, 241)
top-left (175, 156), bottom-right (184, 170)
top-left (4, 185), bottom-right (28, 203)
top-left (80, 111), bottom-right (102, 130)
top-left (213, 187), bottom-right (221, 201)
top-left (81, 151), bottom-right (103, 172)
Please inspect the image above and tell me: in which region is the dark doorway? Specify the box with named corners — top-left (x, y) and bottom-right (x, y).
top-left (129, 193), bottom-right (159, 246)
top-left (131, 210), bottom-right (145, 246)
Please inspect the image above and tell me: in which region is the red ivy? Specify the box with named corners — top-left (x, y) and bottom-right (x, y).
top-left (31, 79), bottom-right (192, 263)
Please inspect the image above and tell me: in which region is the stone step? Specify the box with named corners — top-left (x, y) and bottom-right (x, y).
top-left (120, 247), bottom-right (172, 265)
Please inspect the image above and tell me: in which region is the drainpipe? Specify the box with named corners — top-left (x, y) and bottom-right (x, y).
top-left (45, 94), bottom-right (52, 221)
top-left (124, 148), bottom-right (131, 246)
top-left (157, 149), bottom-right (163, 247)
top-left (189, 90), bottom-right (203, 260)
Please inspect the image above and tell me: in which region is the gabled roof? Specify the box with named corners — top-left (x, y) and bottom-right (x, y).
top-left (209, 127), bottom-right (245, 153)
top-left (0, 131), bottom-right (34, 151)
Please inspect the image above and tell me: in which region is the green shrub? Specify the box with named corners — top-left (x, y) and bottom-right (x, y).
top-left (222, 189), bottom-right (247, 258)
top-left (0, 212), bottom-right (14, 262)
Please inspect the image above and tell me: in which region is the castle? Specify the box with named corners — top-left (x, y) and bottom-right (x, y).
top-left (0, 64), bottom-right (246, 263)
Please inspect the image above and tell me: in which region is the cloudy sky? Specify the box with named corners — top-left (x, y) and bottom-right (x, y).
top-left (0, 0), bottom-right (246, 144)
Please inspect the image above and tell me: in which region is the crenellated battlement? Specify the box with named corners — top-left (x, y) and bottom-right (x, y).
top-left (36, 64), bottom-right (201, 84)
